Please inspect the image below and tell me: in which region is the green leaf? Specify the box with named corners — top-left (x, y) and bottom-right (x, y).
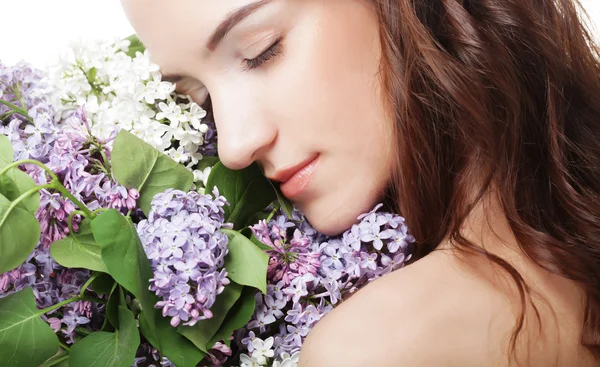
top-left (105, 285), bottom-right (123, 330)
top-left (69, 306), bottom-right (140, 367)
top-left (91, 210), bottom-right (205, 367)
top-left (0, 134), bottom-right (13, 167)
top-left (250, 233), bottom-right (274, 252)
top-left (0, 193), bottom-right (41, 273)
top-left (0, 289), bottom-right (59, 367)
top-left (41, 349), bottom-right (69, 367)
top-left (0, 176), bottom-right (19, 204)
top-left (91, 273), bottom-right (115, 295)
top-left (51, 357), bottom-right (70, 367)
top-left (111, 130), bottom-right (193, 215)
top-left (0, 134), bottom-right (39, 213)
top-left (178, 283), bottom-right (243, 353)
top-left (239, 227), bottom-right (272, 253)
top-left (0, 169), bottom-right (39, 213)
top-left (50, 219), bottom-right (108, 273)
top-left (87, 67), bottom-right (98, 84)
top-left (222, 229), bottom-right (269, 293)
top-left (123, 34), bottom-right (146, 58)
top-left (246, 211), bottom-right (271, 227)
top-left (91, 210), bottom-right (157, 333)
top-left (206, 162), bottom-right (276, 228)
top-left (241, 226), bottom-right (273, 251)
top-left (139, 311), bottom-right (207, 367)
top-left (269, 181), bottom-right (294, 219)
top-left (209, 286), bottom-right (257, 348)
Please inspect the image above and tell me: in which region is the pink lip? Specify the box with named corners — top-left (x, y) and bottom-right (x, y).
top-left (279, 156), bottom-right (319, 199)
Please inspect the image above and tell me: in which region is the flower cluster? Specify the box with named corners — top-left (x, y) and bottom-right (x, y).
top-left (0, 62), bottom-right (137, 343)
top-left (0, 62), bottom-right (57, 162)
top-left (137, 188), bottom-right (233, 327)
top-left (46, 38), bottom-right (217, 185)
top-left (2, 42), bottom-right (417, 367)
top-left (0, 61), bottom-right (49, 119)
top-left (233, 205), bottom-right (414, 366)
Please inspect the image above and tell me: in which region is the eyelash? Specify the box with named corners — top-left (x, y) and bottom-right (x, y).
top-left (243, 37), bottom-right (284, 70)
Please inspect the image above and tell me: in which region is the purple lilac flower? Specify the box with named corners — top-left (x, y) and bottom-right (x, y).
top-left (132, 343), bottom-right (175, 367)
top-left (252, 219), bottom-right (321, 287)
top-left (0, 64), bottom-right (129, 344)
top-left (0, 245), bottom-right (102, 344)
top-left (200, 341), bottom-right (233, 366)
top-left (236, 204), bottom-right (414, 359)
top-left (197, 119), bottom-right (217, 157)
top-left (0, 61), bottom-right (48, 119)
top-left (136, 187), bottom-right (233, 327)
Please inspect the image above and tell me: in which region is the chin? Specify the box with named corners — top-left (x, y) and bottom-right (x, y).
top-left (304, 214), bottom-right (357, 237)
top-left (299, 195), bottom-right (381, 237)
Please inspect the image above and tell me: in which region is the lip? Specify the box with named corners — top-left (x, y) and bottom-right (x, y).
top-left (274, 155), bottom-right (319, 199)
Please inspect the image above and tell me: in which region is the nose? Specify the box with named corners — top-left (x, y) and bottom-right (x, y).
top-left (210, 90), bottom-right (278, 171)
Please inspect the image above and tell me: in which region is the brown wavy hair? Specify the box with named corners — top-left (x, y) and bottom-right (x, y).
top-left (373, 0), bottom-right (600, 362)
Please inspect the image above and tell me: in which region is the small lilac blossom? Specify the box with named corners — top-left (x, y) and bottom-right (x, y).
top-left (201, 341), bottom-right (233, 366)
top-left (239, 354), bottom-right (262, 367)
top-left (237, 204), bottom-right (414, 362)
top-left (137, 188), bottom-right (233, 327)
top-left (272, 352), bottom-right (301, 367)
top-left (251, 336), bottom-right (275, 365)
top-left (132, 343), bottom-right (175, 367)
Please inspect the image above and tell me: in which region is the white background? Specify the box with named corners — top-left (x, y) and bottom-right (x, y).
top-left (1, 0), bottom-right (600, 68)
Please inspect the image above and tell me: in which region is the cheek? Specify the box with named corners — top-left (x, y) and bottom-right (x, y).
top-left (262, 3), bottom-right (395, 233)
top-left (267, 4), bottom-right (388, 145)
top-left (308, 6), bottom-right (393, 166)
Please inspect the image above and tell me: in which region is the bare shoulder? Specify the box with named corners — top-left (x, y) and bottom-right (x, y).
top-left (299, 249), bottom-right (514, 367)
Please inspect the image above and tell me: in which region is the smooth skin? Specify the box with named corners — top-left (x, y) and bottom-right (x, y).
top-left (121, 0), bottom-right (394, 237)
top-left (121, 0), bottom-right (595, 365)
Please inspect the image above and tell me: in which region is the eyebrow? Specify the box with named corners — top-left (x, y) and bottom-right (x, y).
top-left (207, 0), bottom-right (274, 52)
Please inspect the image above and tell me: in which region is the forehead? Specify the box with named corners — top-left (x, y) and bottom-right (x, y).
top-left (121, 0), bottom-right (261, 72)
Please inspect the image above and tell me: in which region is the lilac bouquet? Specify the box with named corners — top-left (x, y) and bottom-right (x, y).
top-left (0, 36), bottom-right (413, 367)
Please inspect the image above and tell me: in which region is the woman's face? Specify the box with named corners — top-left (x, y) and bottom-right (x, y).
top-left (121, 0), bottom-right (395, 235)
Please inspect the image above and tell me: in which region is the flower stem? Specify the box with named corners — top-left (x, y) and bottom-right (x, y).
top-left (79, 273), bottom-right (102, 298)
top-left (81, 295), bottom-right (107, 304)
top-left (53, 182), bottom-right (94, 219)
top-left (0, 184), bottom-right (53, 225)
top-left (0, 99), bottom-right (32, 123)
top-left (36, 294), bottom-right (106, 318)
top-left (37, 296), bottom-right (80, 317)
top-left (266, 204), bottom-right (281, 222)
top-left (44, 354), bottom-right (69, 367)
top-left (0, 159), bottom-right (56, 181)
top-left (0, 110), bottom-right (15, 120)
top-left (13, 83), bottom-right (27, 110)
top-left (92, 208), bottom-right (110, 216)
top-left (99, 149), bottom-right (112, 178)
top-left (0, 159), bottom-right (94, 218)
top-left (75, 327), bottom-right (91, 336)
top-left (67, 210), bottom-right (85, 234)
top-left (58, 341), bottom-right (70, 351)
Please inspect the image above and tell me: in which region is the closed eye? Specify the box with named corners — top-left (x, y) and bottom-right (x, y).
top-left (243, 37), bottom-right (283, 70)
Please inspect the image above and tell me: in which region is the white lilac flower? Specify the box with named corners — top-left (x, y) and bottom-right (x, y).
top-left (251, 337), bottom-right (275, 365)
top-left (136, 188), bottom-right (233, 327)
top-left (272, 352), bottom-right (301, 367)
top-left (239, 353), bottom-right (263, 367)
top-left (46, 39), bottom-right (218, 186)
